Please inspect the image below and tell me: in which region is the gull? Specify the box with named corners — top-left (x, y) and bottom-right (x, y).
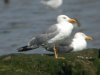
top-left (17, 15), bottom-right (80, 59)
top-left (47, 32), bottom-right (93, 58)
top-left (41, 0), bottom-right (63, 9)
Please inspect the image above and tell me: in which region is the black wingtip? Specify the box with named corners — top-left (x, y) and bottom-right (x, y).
top-left (17, 46), bottom-right (32, 52)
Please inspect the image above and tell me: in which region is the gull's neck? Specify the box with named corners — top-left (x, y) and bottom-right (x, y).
top-left (56, 22), bottom-right (74, 37)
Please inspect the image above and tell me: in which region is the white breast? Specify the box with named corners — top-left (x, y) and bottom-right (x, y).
top-left (70, 38), bottom-right (87, 51)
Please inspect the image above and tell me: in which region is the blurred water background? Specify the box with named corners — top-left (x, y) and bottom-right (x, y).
top-left (0, 0), bottom-right (100, 55)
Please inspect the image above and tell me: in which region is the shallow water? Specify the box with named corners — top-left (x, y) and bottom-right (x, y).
top-left (0, 0), bottom-right (100, 55)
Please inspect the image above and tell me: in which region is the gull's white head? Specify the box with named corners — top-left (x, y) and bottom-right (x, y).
top-left (57, 15), bottom-right (80, 27)
top-left (74, 32), bottom-right (93, 41)
top-left (57, 15), bottom-right (70, 23)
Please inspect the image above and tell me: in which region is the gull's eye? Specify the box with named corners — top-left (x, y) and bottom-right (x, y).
top-left (82, 33), bottom-right (85, 37)
top-left (63, 17), bottom-right (66, 19)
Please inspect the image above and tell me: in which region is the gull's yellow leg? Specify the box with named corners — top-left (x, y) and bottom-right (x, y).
top-left (53, 45), bottom-right (58, 59)
top-left (53, 45), bottom-right (65, 59)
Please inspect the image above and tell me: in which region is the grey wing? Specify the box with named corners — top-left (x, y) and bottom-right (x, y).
top-left (58, 38), bottom-right (73, 53)
top-left (28, 24), bottom-right (59, 47)
top-left (42, 24), bottom-right (59, 41)
top-left (42, 24), bottom-right (58, 34)
top-left (28, 34), bottom-right (48, 47)
top-left (59, 37), bottom-right (72, 46)
top-left (58, 45), bottom-right (73, 53)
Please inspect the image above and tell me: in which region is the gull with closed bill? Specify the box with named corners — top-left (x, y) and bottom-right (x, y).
top-left (17, 15), bottom-right (80, 59)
